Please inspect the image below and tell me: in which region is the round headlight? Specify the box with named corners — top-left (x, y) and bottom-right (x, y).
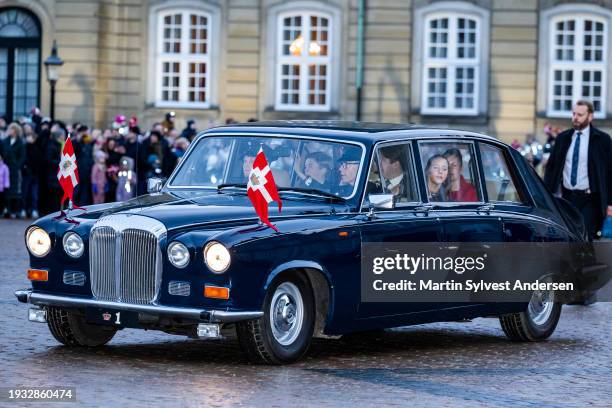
top-left (63, 232), bottom-right (84, 258)
top-left (168, 241), bottom-right (190, 268)
top-left (26, 227), bottom-right (51, 257)
top-left (204, 241), bottom-right (231, 274)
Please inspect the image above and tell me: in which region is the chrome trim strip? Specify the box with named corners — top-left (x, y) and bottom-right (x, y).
top-left (15, 290), bottom-right (263, 323)
top-left (95, 214), bottom-right (167, 238)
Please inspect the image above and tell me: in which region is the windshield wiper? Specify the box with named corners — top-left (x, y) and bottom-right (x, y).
top-left (217, 183), bottom-right (247, 191)
top-left (277, 187), bottom-right (346, 202)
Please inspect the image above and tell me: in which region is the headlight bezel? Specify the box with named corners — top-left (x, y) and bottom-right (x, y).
top-left (167, 241), bottom-right (191, 269)
top-left (203, 241), bottom-right (231, 274)
top-left (62, 232), bottom-right (84, 259)
top-left (26, 226), bottom-right (52, 258)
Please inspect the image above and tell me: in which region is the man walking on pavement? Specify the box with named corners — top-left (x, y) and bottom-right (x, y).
top-left (544, 100), bottom-right (612, 241)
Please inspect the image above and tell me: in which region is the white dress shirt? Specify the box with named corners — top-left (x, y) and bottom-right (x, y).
top-left (563, 126), bottom-right (590, 190)
top-left (387, 174), bottom-right (404, 190)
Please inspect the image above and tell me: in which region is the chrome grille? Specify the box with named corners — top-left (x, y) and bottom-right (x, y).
top-left (63, 271), bottom-right (86, 286)
top-left (89, 215), bottom-right (166, 304)
top-left (168, 281), bottom-right (191, 297)
top-left (90, 227), bottom-right (118, 300)
top-left (120, 229), bottom-right (158, 303)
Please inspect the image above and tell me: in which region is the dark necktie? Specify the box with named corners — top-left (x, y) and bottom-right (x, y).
top-left (570, 131), bottom-right (582, 187)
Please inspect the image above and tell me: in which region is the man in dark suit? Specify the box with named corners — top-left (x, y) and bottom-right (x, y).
top-left (544, 100), bottom-right (612, 240)
top-left (379, 145), bottom-right (410, 202)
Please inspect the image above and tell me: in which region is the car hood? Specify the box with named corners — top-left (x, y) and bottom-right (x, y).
top-left (81, 191), bottom-right (348, 230)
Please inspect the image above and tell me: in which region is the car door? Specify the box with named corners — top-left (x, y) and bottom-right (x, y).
top-left (417, 139), bottom-right (504, 309)
top-left (358, 140), bottom-right (444, 318)
top-left (479, 142), bottom-right (577, 296)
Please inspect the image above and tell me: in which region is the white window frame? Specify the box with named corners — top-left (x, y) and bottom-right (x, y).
top-left (151, 8), bottom-right (214, 109)
top-left (421, 13), bottom-right (479, 115)
top-left (547, 14), bottom-right (607, 118)
top-left (412, 2), bottom-right (490, 117)
top-left (274, 11), bottom-right (332, 112)
top-left (538, 4), bottom-right (612, 119)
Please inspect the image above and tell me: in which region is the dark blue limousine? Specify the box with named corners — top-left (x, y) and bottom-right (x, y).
top-left (15, 121), bottom-right (608, 364)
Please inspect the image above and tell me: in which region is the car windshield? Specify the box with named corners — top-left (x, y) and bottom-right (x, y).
top-left (168, 135), bottom-right (364, 198)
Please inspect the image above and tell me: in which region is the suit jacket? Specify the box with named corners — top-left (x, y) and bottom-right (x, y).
top-left (544, 125), bottom-right (612, 218)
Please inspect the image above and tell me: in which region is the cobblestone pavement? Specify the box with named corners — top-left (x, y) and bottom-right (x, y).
top-left (1, 219), bottom-right (612, 407)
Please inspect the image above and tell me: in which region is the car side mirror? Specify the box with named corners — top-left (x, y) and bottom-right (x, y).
top-left (147, 177), bottom-right (164, 194)
top-left (368, 194), bottom-right (394, 209)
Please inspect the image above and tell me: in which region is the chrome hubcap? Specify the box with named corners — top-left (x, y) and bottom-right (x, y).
top-left (270, 282), bottom-right (303, 346)
top-left (527, 281), bottom-right (555, 326)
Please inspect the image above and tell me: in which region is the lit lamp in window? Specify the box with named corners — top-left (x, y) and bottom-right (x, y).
top-left (44, 40), bottom-right (64, 121)
top-left (289, 35), bottom-right (304, 56)
top-left (309, 41), bottom-right (321, 56)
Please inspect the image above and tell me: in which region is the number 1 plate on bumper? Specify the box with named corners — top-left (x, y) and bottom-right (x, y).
top-left (85, 308), bottom-right (139, 328)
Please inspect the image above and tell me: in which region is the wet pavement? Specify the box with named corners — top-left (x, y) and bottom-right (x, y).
top-left (1, 219), bottom-right (611, 407)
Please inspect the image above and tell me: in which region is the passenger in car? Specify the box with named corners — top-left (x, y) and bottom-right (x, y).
top-left (379, 146), bottom-right (409, 202)
top-left (242, 151), bottom-right (257, 179)
top-left (242, 145), bottom-right (291, 186)
top-left (443, 148), bottom-right (478, 202)
top-left (336, 149), bottom-right (361, 197)
top-left (425, 154), bottom-right (449, 202)
top-left (298, 151), bottom-right (332, 191)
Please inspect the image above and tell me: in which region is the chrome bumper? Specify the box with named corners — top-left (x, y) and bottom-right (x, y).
top-left (14, 289), bottom-right (263, 323)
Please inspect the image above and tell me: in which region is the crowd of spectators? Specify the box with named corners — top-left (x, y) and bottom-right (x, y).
top-left (0, 108), bottom-right (223, 219)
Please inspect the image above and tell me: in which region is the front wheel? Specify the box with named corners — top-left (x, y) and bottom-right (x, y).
top-left (47, 307), bottom-right (117, 347)
top-left (237, 274), bottom-right (315, 364)
top-left (499, 283), bottom-right (562, 341)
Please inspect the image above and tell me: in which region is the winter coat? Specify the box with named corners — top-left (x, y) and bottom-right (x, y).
top-left (1, 137), bottom-right (25, 198)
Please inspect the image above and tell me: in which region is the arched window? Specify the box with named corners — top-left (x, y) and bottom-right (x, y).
top-left (0, 8), bottom-right (41, 120)
top-left (275, 11), bottom-right (332, 111)
top-left (155, 9), bottom-right (212, 108)
top-left (412, 2), bottom-right (490, 117)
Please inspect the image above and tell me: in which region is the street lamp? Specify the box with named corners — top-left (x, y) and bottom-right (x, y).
top-left (44, 40), bottom-right (63, 121)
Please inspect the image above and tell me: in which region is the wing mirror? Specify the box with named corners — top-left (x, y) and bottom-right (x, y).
top-left (147, 177), bottom-right (164, 194)
top-left (368, 194), bottom-right (394, 209)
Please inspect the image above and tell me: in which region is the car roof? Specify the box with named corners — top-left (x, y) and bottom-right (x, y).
top-left (202, 120), bottom-right (502, 146)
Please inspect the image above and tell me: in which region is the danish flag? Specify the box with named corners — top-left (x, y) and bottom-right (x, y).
top-left (57, 135), bottom-right (79, 207)
top-left (247, 147), bottom-right (282, 232)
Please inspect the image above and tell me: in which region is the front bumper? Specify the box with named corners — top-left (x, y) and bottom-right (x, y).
top-left (14, 289), bottom-right (263, 323)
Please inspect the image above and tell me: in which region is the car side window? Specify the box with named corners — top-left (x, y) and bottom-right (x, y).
top-left (418, 141), bottom-right (482, 203)
top-left (479, 143), bottom-right (524, 204)
top-left (364, 143), bottom-right (419, 207)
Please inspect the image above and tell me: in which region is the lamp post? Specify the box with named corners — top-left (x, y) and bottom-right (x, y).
top-left (44, 40), bottom-right (63, 121)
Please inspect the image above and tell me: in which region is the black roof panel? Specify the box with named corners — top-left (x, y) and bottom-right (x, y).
top-left (227, 120), bottom-right (426, 133)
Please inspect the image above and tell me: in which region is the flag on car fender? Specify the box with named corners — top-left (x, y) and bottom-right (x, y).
top-left (57, 135), bottom-right (79, 207)
top-left (247, 147), bottom-right (282, 232)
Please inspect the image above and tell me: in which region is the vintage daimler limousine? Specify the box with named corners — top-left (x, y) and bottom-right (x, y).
top-left (15, 121), bottom-right (607, 364)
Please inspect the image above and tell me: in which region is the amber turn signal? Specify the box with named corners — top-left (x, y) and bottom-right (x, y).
top-left (204, 285), bottom-right (230, 300)
top-left (27, 269), bottom-right (48, 282)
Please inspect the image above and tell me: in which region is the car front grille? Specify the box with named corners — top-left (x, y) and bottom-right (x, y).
top-left (89, 215), bottom-right (166, 304)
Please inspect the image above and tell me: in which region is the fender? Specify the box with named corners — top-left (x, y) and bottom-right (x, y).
top-left (263, 260), bottom-right (336, 336)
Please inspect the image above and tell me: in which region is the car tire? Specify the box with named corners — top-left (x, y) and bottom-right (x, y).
top-left (47, 307), bottom-right (117, 347)
top-left (499, 282), bottom-right (562, 342)
top-left (237, 274), bottom-right (315, 364)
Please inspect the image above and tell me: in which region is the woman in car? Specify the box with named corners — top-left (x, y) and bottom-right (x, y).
top-left (443, 148), bottom-right (478, 202)
top-left (425, 154), bottom-right (449, 202)
top-left (296, 151), bottom-right (332, 191)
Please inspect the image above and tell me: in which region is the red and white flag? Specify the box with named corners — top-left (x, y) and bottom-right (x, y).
top-left (57, 135), bottom-right (79, 207)
top-left (247, 147), bottom-right (282, 232)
